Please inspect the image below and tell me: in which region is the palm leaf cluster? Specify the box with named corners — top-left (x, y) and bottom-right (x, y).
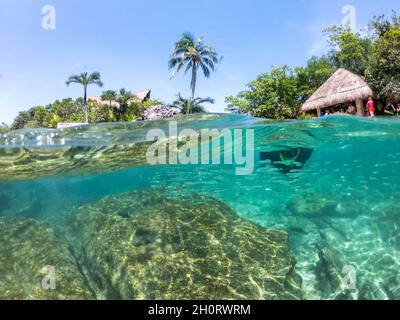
top-left (169, 32), bottom-right (220, 99)
top-left (65, 72), bottom-right (103, 123)
top-left (172, 94), bottom-right (214, 114)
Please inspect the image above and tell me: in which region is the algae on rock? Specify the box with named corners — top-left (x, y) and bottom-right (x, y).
top-left (68, 190), bottom-right (303, 300)
top-left (0, 217), bottom-right (94, 300)
top-left (286, 192), bottom-right (361, 218)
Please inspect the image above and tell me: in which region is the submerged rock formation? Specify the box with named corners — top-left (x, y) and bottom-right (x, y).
top-left (314, 246), bottom-right (354, 300)
top-left (286, 192), bottom-right (361, 218)
top-left (68, 190), bottom-right (303, 300)
top-left (0, 218), bottom-right (94, 300)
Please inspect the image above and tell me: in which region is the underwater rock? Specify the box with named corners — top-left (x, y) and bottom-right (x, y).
top-left (68, 190), bottom-right (303, 300)
top-left (0, 217), bottom-right (94, 300)
top-left (287, 194), bottom-right (336, 218)
top-left (383, 273), bottom-right (400, 299)
top-left (358, 277), bottom-right (390, 300)
top-left (286, 193), bottom-right (361, 219)
top-left (375, 205), bottom-right (400, 250)
top-left (0, 193), bottom-right (10, 214)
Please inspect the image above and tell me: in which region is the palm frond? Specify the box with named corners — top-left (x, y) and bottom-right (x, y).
top-left (199, 62), bottom-right (211, 78)
top-left (168, 33), bottom-right (220, 97)
top-left (196, 97), bottom-right (215, 104)
top-left (65, 75), bottom-right (81, 86)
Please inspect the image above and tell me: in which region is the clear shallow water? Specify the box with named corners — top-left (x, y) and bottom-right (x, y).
top-left (1, 114), bottom-right (400, 300)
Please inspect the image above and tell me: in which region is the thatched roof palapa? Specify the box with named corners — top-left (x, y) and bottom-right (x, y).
top-left (302, 68), bottom-right (373, 112)
top-left (88, 96), bottom-right (120, 108)
top-left (134, 89), bottom-right (151, 102)
top-left (88, 89), bottom-right (151, 108)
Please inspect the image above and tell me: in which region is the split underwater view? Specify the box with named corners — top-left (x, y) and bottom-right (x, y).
top-left (1, 114), bottom-right (400, 300)
top-left (1, 0), bottom-right (400, 307)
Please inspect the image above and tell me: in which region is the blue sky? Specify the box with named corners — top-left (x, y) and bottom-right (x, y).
top-left (0, 0), bottom-right (398, 124)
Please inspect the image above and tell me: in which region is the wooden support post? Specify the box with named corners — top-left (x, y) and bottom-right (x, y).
top-left (356, 98), bottom-right (364, 116)
top-left (317, 107), bottom-right (321, 118)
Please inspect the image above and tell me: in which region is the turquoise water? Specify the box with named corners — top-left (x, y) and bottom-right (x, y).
top-left (1, 114), bottom-right (400, 300)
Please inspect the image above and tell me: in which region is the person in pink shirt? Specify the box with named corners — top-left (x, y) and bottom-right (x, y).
top-left (367, 97), bottom-right (375, 117)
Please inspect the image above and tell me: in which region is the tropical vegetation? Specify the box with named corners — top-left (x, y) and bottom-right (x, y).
top-left (0, 122), bottom-right (9, 134)
top-left (172, 94), bottom-right (215, 114)
top-left (6, 32), bottom-right (220, 130)
top-left (66, 72), bottom-right (104, 123)
top-left (226, 12), bottom-right (400, 119)
top-left (9, 96), bottom-right (163, 130)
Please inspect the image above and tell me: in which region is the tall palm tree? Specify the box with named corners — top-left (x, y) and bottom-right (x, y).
top-left (66, 72), bottom-right (103, 123)
top-left (101, 90), bottom-right (118, 107)
top-left (115, 88), bottom-right (133, 121)
top-left (169, 32), bottom-right (220, 99)
top-left (172, 93), bottom-right (215, 114)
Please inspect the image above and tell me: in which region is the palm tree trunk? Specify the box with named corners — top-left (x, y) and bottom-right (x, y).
top-left (83, 85), bottom-right (88, 124)
top-left (189, 64), bottom-right (197, 114)
top-left (191, 64), bottom-right (197, 100)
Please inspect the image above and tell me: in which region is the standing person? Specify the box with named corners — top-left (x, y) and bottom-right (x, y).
top-left (367, 97), bottom-right (375, 118)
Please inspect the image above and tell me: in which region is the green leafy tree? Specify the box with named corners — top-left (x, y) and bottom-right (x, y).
top-left (23, 120), bottom-right (41, 129)
top-left (324, 25), bottom-right (371, 75)
top-left (369, 11), bottom-right (400, 38)
top-left (88, 101), bottom-right (115, 123)
top-left (172, 94), bottom-right (214, 114)
top-left (226, 66), bottom-right (301, 119)
top-left (32, 106), bottom-right (50, 127)
top-left (366, 28), bottom-right (400, 100)
top-left (0, 122), bottom-right (10, 134)
top-left (169, 32), bottom-right (220, 99)
top-left (66, 72), bottom-right (103, 123)
top-left (114, 88), bottom-right (133, 121)
top-left (11, 110), bottom-right (34, 130)
top-left (51, 98), bottom-right (81, 121)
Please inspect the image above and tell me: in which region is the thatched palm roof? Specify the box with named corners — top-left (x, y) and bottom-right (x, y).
top-left (88, 89), bottom-right (151, 108)
top-left (302, 68), bottom-right (373, 111)
top-left (88, 96), bottom-right (120, 108)
top-left (134, 89), bottom-right (151, 102)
